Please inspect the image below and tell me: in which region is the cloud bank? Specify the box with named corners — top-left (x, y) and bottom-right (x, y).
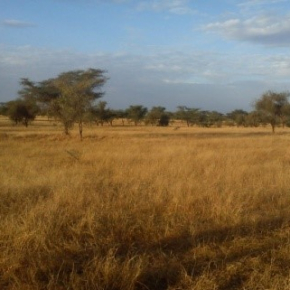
top-left (1, 19), bottom-right (36, 28)
top-left (2, 0), bottom-right (290, 112)
top-left (204, 14), bottom-right (290, 46)
top-left (137, 0), bottom-right (196, 14)
top-left (1, 44), bottom-right (290, 112)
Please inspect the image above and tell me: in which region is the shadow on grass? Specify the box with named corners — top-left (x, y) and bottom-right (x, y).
top-left (125, 130), bottom-right (290, 140)
top-left (136, 215), bottom-right (290, 290)
top-left (0, 185), bottom-right (52, 217)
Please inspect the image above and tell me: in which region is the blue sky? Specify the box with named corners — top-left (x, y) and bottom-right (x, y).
top-left (1, 0), bottom-right (290, 112)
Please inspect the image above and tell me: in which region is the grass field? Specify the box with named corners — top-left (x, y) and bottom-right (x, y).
top-left (1, 118), bottom-right (290, 289)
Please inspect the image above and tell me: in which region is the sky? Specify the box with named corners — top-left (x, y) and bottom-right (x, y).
top-left (1, 0), bottom-right (290, 112)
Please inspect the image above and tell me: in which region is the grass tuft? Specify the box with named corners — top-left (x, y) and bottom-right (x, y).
top-left (1, 124), bottom-right (290, 289)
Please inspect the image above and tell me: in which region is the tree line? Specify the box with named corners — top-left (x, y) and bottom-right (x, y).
top-left (1, 68), bottom-right (290, 138)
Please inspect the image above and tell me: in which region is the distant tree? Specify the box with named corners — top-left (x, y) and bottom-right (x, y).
top-left (146, 106), bottom-right (170, 126)
top-left (112, 109), bottom-right (128, 126)
top-left (7, 99), bottom-right (39, 127)
top-left (227, 109), bottom-right (248, 127)
top-left (158, 113), bottom-right (170, 126)
top-left (245, 110), bottom-right (265, 127)
top-left (146, 106), bottom-right (165, 126)
top-left (255, 91), bottom-right (290, 133)
top-left (93, 101), bottom-right (115, 126)
top-left (175, 106), bottom-right (199, 127)
top-left (4, 78), bottom-right (40, 126)
top-left (19, 78), bottom-right (63, 104)
top-left (207, 111), bottom-right (224, 127)
top-left (126, 105), bottom-right (148, 126)
top-left (195, 110), bottom-right (224, 128)
top-left (19, 69), bottom-right (107, 139)
top-left (19, 78), bottom-right (60, 118)
top-left (196, 111), bottom-right (209, 127)
top-left (52, 69), bottom-right (107, 139)
top-left (0, 102), bottom-right (8, 116)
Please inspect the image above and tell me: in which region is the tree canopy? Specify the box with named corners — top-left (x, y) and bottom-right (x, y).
top-left (19, 68), bottom-right (107, 138)
top-left (146, 106), bottom-right (170, 126)
top-left (255, 90), bottom-right (290, 133)
top-left (126, 105), bottom-right (148, 126)
top-left (7, 99), bottom-right (39, 127)
top-left (93, 101), bottom-right (115, 126)
top-left (6, 78), bottom-right (290, 134)
top-left (175, 106), bottom-right (200, 127)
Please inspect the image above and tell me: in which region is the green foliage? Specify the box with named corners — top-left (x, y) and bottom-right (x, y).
top-left (196, 111), bottom-right (224, 128)
top-left (18, 69), bottom-right (107, 138)
top-left (206, 111), bottom-right (224, 127)
top-left (146, 106), bottom-right (165, 125)
top-left (112, 109), bottom-right (128, 126)
top-left (255, 90), bottom-right (290, 132)
top-left (227, 109), bottom-right (248, 127)
top-left (10, 79), bottom-right (290, 133)
top-left (126, 105), bottom-right (148, 125)
top-left (158, 113), bottom-right (170, 126)
top-left (0, 102), bottom-right (8, 116)
top-left (51, 69), bottom-right (107, 138)
top-left (18, 78), bottom-right (58, 117)
top-left (245, 111), bottom-right (266, 127)
top-left (146, 106), bottom-right (170, 126)
top-left (7, 99), bottom-right (39, 127)
top-left (175, 106), bottom-right (199, 127)
top-left (93, 101), bottom-right (115, 126)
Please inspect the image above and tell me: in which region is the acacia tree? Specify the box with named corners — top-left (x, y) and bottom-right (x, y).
top-left (19, 69), bottom-right (107, 139)
top-left (255, 91), bottom-right (290, 133)
top-left (112, 109), bottom-right (128, 126)
top-left (0, 102), bottom-right (8, 116)
top-left (93, 101), bottom-right (115, 126)
top-left (6, 79), bottom-right (40, 126)
top-left (53, 69), bottom-right (107, 139)
top-left (245, 110), bottom-right (265, 127)
top-left (175, 106), bottom-right (200, 127)
top-left (126, 105), bottom-right (148, 126)
top-left (7, 99), bottom-right (38, 126)
top-left (146, 106), bottom-right (170, 126)
top-left (227, 109), bottom-right (248, 127)
top-left (146, 106), bottom-right (165, 126)
top-left (206, 111), bottom-right (224, 127)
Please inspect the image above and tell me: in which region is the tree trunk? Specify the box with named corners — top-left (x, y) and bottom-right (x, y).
top-left (271, 123), bottom-right (275, 133)
top-left (64, 123), bottom-right (70, 135)
top-left (79, 121), bottom-right (83, 141)
top-left (281, 117), bottom-right (285, 128)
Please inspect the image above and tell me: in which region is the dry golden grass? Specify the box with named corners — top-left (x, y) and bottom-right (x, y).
top-left (1, 118), bottom-right (290, 289)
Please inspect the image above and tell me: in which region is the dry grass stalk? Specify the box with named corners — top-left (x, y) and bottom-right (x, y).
top-left (1, 121), bottom-right (290, 289)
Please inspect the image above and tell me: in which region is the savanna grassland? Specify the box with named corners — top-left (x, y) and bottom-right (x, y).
top-left (1, 117), bottom-right (290, 290)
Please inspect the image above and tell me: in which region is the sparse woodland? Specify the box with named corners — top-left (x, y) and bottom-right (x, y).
top-left (1, 70), bottom-right (290, 136)
top-left (1, 71), bottom-right (290, 289)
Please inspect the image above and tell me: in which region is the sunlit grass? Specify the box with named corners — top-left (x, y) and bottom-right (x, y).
top-left (1, 119), bottom-right (290, 289)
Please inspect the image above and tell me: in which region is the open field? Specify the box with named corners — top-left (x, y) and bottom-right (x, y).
top-left (1, 118), bottom-right (290, 289)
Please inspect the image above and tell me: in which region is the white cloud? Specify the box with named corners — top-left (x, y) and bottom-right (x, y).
top-left (204, 14), bottom-right (290, 46)
top-left (1, 44), bottom-right (290, 111)
top-left (1, 44), bottom-right (290, 85)
top-left (137, 0), bottom-right (196, 14)
top-left (238, 0), bottom-right (287, 8)
top-left (1, 19), bottom-right (36, 28)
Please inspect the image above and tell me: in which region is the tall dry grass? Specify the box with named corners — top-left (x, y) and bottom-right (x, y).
top-left (1, 121), bottom-right (290, 289)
